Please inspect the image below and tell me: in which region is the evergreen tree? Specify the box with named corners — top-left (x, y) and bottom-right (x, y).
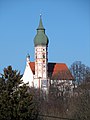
top-left (0, 66), bottom-right (39, 120)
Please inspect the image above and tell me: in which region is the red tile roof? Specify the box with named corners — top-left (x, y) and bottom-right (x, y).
top-left (29, 62), bottom-right (35, 74)
top-left (48, 63), bottom-right (74, 80)
top-left (29, 62), bottom-right (74, 80)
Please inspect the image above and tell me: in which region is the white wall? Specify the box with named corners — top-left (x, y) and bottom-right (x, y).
top-left (22, 62), bottom-right (34, 87)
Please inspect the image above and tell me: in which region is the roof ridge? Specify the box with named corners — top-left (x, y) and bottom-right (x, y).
top-left (48, 62), bottom-right (66, 64)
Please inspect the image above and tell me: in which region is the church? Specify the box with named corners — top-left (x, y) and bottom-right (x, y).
top-left (22, 16), bottom-right (74, 94)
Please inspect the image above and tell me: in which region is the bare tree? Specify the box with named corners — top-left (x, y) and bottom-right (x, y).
top-left (70, 61), bottom-right (90, 85)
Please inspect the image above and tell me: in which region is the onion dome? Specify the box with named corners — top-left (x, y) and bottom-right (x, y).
top-left (34, 15), bottom-right (49, 46)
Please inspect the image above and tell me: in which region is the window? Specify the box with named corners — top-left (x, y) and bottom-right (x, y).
top-left (41, 80), bottom-right (47, 88)
top-left (36, 54), bottom-right (37, 59)
top-left (43, 60), bottom-right (45, 63)
top-left (43, 53), bottom-right (45, 58)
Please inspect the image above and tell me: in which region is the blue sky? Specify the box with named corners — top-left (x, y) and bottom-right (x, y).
top-left (0, 0), bottom-right (90, 73)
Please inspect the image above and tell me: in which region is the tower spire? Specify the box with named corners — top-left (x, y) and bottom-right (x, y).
top-left (37, 14), bottom-right (45, 30)
top-left (34, 15), bottom-right (49, 46)
top-left (40, 14), bottom-right (42, 19)
top-left (26, 53), bottom-right (30, 63)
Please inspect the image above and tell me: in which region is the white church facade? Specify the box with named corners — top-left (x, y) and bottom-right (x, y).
top-left (22, 16), bottom-right (74, 94)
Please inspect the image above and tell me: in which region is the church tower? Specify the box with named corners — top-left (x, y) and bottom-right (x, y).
top-left (34, 15), bottom-right (49, 92)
